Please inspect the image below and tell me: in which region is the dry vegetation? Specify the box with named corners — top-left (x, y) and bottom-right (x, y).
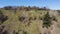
top-left (0, 6), bottom-right (60, 34)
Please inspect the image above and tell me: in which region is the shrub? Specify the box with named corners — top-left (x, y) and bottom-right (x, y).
top-left (0, 10), bottom-right (8, 24)
top-left (42, 12), bottom-right (52, 28)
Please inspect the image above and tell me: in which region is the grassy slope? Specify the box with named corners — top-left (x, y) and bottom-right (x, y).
top-left (0, 9), bottom-right (48, 34)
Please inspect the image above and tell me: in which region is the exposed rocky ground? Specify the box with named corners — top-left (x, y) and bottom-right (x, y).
top-left (0, 6), bottom-right (60, 34)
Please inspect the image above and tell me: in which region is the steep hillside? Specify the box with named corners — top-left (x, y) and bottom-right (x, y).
top-left (0, 7), bottom-right (60, 34)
